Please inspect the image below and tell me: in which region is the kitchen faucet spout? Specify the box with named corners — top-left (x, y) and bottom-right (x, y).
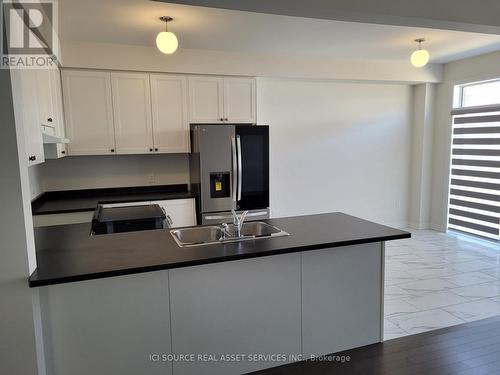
top-left (231, 209), bottom-right (249, 237)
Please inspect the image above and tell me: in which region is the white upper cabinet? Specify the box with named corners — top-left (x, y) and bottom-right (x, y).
top-left (111, 72), bottom-right (154, 154)
top-left (62, 70), bottom-right (116, 155)
top-left (38, 67), bottom-right (67, 159)
top-left (188, 76), bottom-right (225, 123)
top-left (150, 74), bottom-right (190, 153)
top-left (189, 76), bottom-right (256, 124)
top-left (50, 67), bottom-right (68, 158)
top-left (35, 68), bottom-right (54, 128)
top-left (223, 77), bottom-right (256, 123)
top-left (59, 70), bottom-right (258, 156)
top-left (11, 69), bottom-right (45, 166)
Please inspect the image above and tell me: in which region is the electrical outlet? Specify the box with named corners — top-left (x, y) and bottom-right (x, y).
top-left (148, 174), bottom-right (155, 185)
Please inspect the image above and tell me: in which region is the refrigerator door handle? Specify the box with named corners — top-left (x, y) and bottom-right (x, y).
top-left (231, 136), bottom-right (238, 204)
top-left (236, 135), bottom-right (242, 201)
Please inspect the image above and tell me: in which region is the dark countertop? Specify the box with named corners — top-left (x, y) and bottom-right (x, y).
top-left (31, 184), bottom-right (196, 215)
top-left (29, 212), bottom-right (410, 287)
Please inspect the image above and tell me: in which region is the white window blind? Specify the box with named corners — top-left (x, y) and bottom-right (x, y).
top-left (448, 106), bottom-right (500, 242)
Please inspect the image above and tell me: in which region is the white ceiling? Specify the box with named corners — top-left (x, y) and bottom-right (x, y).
top-left (58, 0), bottom-right (500, 63)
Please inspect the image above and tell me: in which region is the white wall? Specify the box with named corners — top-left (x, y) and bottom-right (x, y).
top-left (28, 164), bottom-right (44, 199)
top-left (430, 50), bottom-right (500, 231)
top-left (257, 78), bottom-right (412, 227)
top-left (40, 41), bottom-right (420, 227)
top-left (36, 154), bottom-right (189, 192)
top-left (61, 41), bottom-right (442, 83)
top-left (408, 83), bottom-right (435, 229)
top-left (0, 69), bottom-right (38, 374)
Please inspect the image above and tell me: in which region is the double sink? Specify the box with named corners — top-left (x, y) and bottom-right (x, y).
top-left (171, 221), bottom-right (289, 247)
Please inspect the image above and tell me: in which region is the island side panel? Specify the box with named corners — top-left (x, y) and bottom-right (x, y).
top-left (301, 242), bottom-right (384, 356)
top-left (169, 253), bottom-right (302, 375)
top-left (39, 271), bottom-right (172, 375)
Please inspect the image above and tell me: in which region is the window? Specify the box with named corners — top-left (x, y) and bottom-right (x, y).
top-left (457, 79), bottom-right (500, 108)
top-left (448, 80), bottom-right (500, 242)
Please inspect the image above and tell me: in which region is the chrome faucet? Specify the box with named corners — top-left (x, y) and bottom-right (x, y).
top-left (219, 222), bottom-right (230, 240)
top-left (231, 209), bottom-right (248, 237)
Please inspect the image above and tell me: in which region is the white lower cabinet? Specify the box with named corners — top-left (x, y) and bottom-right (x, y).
top-left (169, 253), bottom-right (302, 375)
top-left (37, 244), bottom-right (384, 375)
top-left (152, 199), bottom-right (196, 228)
top-left (39, 271), bottom-right (172, 375)
top-left (99, 199), bottom-right (195, 228)
top-left (301, 243), bottom-right (383, 355)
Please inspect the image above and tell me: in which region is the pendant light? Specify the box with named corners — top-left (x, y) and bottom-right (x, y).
top-left (410, 38), bottom-right (429, 68)
top-left (156, 16), bottom-right (178, 54)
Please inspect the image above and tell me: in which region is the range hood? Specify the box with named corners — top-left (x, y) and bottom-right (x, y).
top-left (42, 132), bottom-right (69, 144)
top-left (41, 124), bottom-right (69, 144)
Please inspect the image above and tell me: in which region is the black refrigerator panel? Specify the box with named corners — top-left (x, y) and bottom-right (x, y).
top-left (235, 125), bottom-right (269, 210)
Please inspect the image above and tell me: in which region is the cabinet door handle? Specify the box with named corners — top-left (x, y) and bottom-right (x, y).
top-left (154, 148), bottom-right (158, 152)
top-left (224, 118), bottom-right (228, 121)
top-left (28, 155), bottom-right (36, 161)
top-left (47, 118), bottom-right (53, 122)
top-left (149, 148), bottom-right (153, 152)
top-left (61, 150), bottom-right (66, 154)
top-left (220, 118), bottom-right (224, 121)
top-left (110, 149), bottom-right (115, 153)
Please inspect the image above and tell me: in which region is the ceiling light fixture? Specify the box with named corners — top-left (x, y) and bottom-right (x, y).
top-left (156, 16), bottom-right (178, 54)
top-left (410, 38), bottom-right (430, 68)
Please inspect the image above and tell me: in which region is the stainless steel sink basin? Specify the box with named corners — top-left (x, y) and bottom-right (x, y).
top-left (170, 226), bottom-right (225, 246)
top-left (235, 221), bottom-right (283, 237)
top-left (170, 221), bottom-right (289, 247)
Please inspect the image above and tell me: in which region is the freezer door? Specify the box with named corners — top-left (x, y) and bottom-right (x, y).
top-left (235, 125), bottom-right (269, 210)
top-left (201, 208), bottom-right (270, 225)
top-left (196, 124), bottom-right (236, 213)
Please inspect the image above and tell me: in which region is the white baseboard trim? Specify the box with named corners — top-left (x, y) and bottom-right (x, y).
top-left (408, 221), bottom-right (431, 230)
top-left (430, 222), bottom-right (447, 233)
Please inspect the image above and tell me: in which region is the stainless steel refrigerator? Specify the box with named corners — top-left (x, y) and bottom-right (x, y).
top-left (190, 124), bottom-right (269, 225)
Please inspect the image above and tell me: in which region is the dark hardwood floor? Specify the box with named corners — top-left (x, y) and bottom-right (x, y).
top-left (248, 316), bottom-right (500, 375)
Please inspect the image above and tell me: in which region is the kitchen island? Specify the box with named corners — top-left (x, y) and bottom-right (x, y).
top-left (30, 213), bottom-right (409, 375)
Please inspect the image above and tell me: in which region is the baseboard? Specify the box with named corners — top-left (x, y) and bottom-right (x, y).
top-left (430, 222), bottom-right (446, 233)
top-left (408, 221), bottom-right (431, 230)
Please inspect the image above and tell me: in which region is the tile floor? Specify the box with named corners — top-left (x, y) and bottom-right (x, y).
top-left (384, 229), bottom-right (500, 340)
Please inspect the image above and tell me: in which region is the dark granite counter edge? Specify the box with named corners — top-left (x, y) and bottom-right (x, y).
top-left (28, 231), bottom-right (409, 287)
top-left (32, 184), bottom-right (196, 215)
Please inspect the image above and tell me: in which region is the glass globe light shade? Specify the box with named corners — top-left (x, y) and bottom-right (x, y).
top-left (410, 49), bottom-right (430, 67)
top-left (156, 31), bottom-right (178, 54)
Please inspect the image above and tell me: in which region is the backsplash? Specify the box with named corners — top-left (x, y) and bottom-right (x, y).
top-left (31, 154), bottom-right (189, 193)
